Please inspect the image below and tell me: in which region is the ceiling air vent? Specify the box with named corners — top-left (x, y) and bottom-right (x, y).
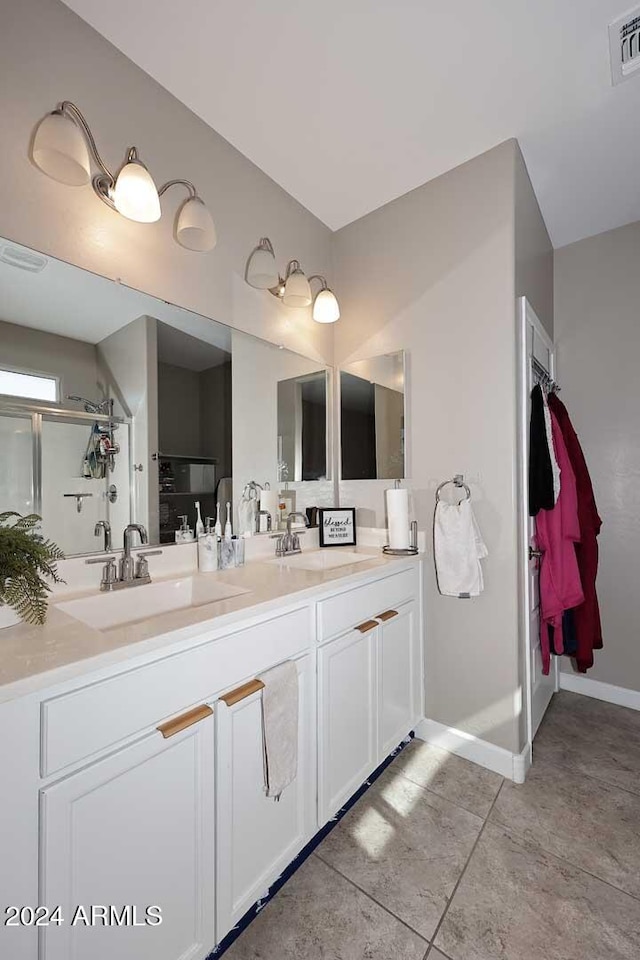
top-left (609, 8), bottom-right (640, 85)
top-left (0, 245), bottom-right (48, 273)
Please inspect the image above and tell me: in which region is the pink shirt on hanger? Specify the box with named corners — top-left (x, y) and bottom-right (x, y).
top-left (534, 408), bottom-right (584, 674)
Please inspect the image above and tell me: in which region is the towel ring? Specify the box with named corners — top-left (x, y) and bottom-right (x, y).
top-left (435, 475), bottom-right (471, 503)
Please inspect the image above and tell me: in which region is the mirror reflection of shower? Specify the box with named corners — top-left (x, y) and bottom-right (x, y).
top-left (66, 395), bottom-right (112, 415)
top-left (66, 396), bottom-right (121, 479)
top-left (0, 397), bottom-right (131, 556)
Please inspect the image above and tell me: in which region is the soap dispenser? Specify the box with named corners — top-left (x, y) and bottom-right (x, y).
top-left (175, 515), bottom-right (194, 543)
top-left (198, 517), bottom-right (218, 572)
top-left (277, 482), bottom-right (296, 530)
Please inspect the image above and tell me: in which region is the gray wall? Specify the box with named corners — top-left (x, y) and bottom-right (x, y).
top-left (0, 0), bottom-right (333, 364)
top-left (158, 360), bottom-right (232, 476)
top-left (333, 140), bottom-right (522, 753)
top-left (98, 315), bottom-right (158, 539)
top-left (158, 363), bottom-right (202, 458)
top-left (513, 142), bottom-right (554, 745)
top-left (0, 318), bottom-right (100, 400)
top-left (555, 221), bottom-right (640, 694)
top-left (514, 144), bottom-right (554, 337)
top-left (200, 362), bottom-right (232, 478)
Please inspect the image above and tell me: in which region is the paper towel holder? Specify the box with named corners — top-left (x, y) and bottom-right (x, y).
top-left (383, 520), bottom-right (419, 556)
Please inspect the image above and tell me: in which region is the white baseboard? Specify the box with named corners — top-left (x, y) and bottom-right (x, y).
top-left (414, 718), bottom-right (528, 782)
top-left (512, 743), bottom-right (532, 785)
top-left (559, 672), bottom-right (640, 712)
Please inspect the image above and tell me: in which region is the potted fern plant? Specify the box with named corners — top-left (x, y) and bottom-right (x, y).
top-left (0, 512), bottom-right (65, 628)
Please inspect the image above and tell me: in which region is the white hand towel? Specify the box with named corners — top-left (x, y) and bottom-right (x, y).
top-left (258, 660), bottom-right (299, 800)
top-left (434, 499), bottom-right (488, 598)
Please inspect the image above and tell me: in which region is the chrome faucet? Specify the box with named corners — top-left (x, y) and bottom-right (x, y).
top-left (272, 512), bottom-right (309, 557)
top-left (120, 523), bottom-right (148, 582)
top-left (86, 523), bottom-right (162, 592)
top-left (94, 520), bottom-right (112, 551)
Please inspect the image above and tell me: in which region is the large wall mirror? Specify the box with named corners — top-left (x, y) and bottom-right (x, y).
top-left (339, 351), bottom-right (405, 480)
top-left (277, 370), bottom-right (328, 483)
top-left (0, 236), bottom-right (332, 555)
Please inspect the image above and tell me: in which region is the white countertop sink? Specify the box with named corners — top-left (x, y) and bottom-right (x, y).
top-left (55, 576), bottom-right (251, 631)
top-left (269, 549), bottom-right (373, 572)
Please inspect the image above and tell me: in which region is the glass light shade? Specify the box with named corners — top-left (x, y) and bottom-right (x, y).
top-left (246, 244), bottom-right (279, 289)
top-left (283, 267), bottom-right (312, 307)
top-left (176, 197), bottom-right (217, 251)
top-left (31, 112), bottom-right (91, 186)
top-left (113, 158), bottom-right (161, 223)
top-left (313, 287), bottom-right (340, 323)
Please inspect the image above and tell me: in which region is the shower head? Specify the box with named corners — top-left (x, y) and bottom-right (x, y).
top-left (66, 395), bottom-right (112, 415)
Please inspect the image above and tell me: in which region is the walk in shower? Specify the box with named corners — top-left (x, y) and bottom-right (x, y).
top-left (0, 400), bottom-right (131, 555)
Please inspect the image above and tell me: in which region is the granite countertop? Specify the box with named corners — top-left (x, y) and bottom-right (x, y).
top-left (0, 546), bottom-right (421, 703)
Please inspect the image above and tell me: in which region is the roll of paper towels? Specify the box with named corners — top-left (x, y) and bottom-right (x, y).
top-left (259, 490), bottom-right (278, 531)
top-left (386, 488), bottom-right (410, 549)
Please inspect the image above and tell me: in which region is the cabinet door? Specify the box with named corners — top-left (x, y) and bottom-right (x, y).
top-left (40, 712), bottom-right (215, 960)
top-left (318, 625), bottom-right (377, 825)
top-left (215, 654), bottom-right (315, 939)
top-left (377, 600), bottom-right (421, 760)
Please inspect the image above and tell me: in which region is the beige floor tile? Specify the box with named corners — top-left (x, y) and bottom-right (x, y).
top-left (428, 950), bottom-right (452, 960)
top-left (223, 854), bottom-right (427, 960)
top-left (435, 821), bottom-right (640, 960)
top-left (392, 738), bottom-right (504, 817)
top-left (490, 755), bottom-right (640, 898)
top-left (535, 691), bottom-right (640, 796)
top-left (315, 764), bottom-right (483, 940)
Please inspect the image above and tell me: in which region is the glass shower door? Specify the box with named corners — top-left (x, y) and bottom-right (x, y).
top-left (40, 415), bottom-right (131, 555)
top-left (0, 412), bottom-right (35, 517)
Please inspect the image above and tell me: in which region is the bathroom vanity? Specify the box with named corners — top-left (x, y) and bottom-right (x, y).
top-left (0, 547), bottom-right (423, 960)
top-left (0, 229), bottom-right (413, 960)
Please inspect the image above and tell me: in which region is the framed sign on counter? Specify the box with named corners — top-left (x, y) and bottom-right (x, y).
top-left (318, 507), bottom-right (357, 547)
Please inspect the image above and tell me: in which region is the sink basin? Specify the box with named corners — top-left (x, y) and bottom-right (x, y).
top-left (269, 550), bottom-right (373, 572)
top-left (55, 576), bottom-right (250, 630)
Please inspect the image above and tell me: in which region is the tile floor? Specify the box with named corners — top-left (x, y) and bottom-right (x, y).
top-left (225, 691), bottom-right (640, 960)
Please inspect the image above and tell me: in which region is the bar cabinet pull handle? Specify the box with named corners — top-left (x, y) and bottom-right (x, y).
top-left (157, 704), bottom-right (213, 739)
top-left (220, 678), bottom-right (265, 707)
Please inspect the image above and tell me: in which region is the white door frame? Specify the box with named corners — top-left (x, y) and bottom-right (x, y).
top-left (517, 297), bottom-right (559, 766)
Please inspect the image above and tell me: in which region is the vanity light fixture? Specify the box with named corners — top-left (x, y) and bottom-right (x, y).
top-left (31, 101), bottom-right (217, 251)
top-left (282, 260), bottom-right (312, 307)
top-left (309, 275), bottom-right (341, 324)
top-left (244, 237), bottom-right (340, 322)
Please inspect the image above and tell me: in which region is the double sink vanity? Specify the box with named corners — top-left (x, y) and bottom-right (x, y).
top-left (0, 532), bottom-right (424, 960)
top-left (0, 232), bottom-right (416, 960)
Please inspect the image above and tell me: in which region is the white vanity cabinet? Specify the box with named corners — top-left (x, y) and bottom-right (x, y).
top-left (39, 711), bottom-right (216, 960)
top-left (317, 622), bottom-right (378, 822)
top-left (214, 652), bottom-right (316, 940)
top-left (317, 566), bottom-right (423, 824)
top-left (0, 558), bottom-right (423, 960)
top-left (377, 599), bottom-right (421, 759)
top-left (10, 604), bottom-right (313, 960)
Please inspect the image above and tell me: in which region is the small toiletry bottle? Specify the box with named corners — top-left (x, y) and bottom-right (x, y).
top-left (198, 518), bottom-right (218, 572)
top-left (214, 502), bottom-right (222, 539)
top-left (195, 500), bottom-right (205, 538)
top-left (278, 482), bottom-right (296, 530)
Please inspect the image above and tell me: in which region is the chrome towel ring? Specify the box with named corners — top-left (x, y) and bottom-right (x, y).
top-left (435, 474), bottom-right (471, 503)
